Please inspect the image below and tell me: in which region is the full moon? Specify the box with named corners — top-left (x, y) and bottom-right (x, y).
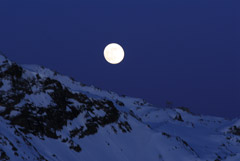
top-left (104, 43), bottom-right (125, 64)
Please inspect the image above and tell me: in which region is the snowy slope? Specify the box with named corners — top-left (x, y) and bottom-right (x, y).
top-left (0, 54), bottom-right (240, 161)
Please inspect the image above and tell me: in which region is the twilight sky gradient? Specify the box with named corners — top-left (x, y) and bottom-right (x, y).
top-left (0, 0), bottom-right (239, 118)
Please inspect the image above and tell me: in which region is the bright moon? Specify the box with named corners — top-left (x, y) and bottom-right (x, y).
top-left (104, 43), bottom-right (125, 64)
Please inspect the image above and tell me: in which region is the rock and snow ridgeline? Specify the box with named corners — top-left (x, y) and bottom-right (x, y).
top-left (0, 54), bottom-right (239, 161)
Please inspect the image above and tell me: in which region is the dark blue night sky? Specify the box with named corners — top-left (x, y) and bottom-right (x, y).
top-left (0, 0), bottom-right (239, 118)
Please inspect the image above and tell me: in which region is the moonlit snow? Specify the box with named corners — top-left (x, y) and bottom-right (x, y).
top-left (0, 54), bottom-right (240, 161)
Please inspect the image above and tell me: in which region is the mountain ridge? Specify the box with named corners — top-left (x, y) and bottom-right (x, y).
top-left (0, 54), bottom-right (239, 161)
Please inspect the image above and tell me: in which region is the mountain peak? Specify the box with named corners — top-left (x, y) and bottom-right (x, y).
top-left (0, 55), bottom-right (240, 161)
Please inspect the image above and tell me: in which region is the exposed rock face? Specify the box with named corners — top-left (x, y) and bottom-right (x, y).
top-left (229, 126), bottom-right (240, 136)
top-left (0, 55), bottom-right (130, 155)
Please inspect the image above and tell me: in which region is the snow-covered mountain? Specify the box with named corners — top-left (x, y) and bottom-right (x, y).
top-left (0, 54), bottom-right (239, 161)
